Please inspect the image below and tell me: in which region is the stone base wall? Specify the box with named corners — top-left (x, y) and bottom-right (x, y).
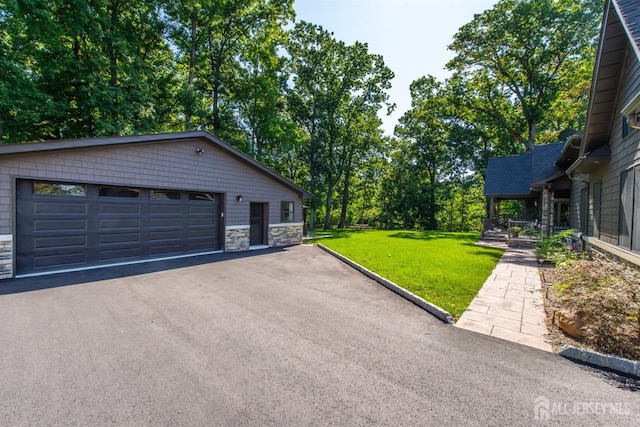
top-left (225, 227), bottom-right (250, 252)
top-left (268, 224), bottom-right (303, 247)
top-left (0, 235), bottom-right (13, 279)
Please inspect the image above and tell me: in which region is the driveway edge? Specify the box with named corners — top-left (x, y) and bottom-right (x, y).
top-left (559, 345), bottom-right (640, 379)
top-left (318, 244), bottom-right (454, 324)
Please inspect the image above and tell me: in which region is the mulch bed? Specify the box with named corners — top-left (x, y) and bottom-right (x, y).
top-left (539, 254), bottom-right (640, 361)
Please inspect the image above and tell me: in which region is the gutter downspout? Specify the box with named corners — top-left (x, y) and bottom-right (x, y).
top-left (565, 156), bottom-right (589, 184)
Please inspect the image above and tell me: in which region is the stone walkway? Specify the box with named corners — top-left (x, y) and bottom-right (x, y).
top-left (456, 242), bottom-right (552, 352)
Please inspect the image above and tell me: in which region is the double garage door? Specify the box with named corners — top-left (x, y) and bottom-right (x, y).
top-left (16, 179), bottom-right (222, 276)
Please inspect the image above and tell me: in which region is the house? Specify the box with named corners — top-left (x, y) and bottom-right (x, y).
top-left (563, 0), bottom-right (640, 267)
top-left (0, 131), bottom-right (311, 279)
top-left (484, 141), bottom-right (572, 235)
top-left (484, 0), bottom-right (640, 269)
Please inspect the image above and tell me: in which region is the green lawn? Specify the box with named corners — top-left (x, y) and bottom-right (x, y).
top-left (311, 230), bottom-right (504, 319)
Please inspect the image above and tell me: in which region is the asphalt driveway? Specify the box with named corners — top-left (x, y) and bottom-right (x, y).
top-left (1, 244), bottom-right (638, 425)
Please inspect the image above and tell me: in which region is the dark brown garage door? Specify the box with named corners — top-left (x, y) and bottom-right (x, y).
top-left (16, 179), bottom-right (222, 276)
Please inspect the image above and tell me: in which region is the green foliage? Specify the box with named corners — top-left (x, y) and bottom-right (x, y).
top-left (0, 0), bottom-right (603, 241)
top-left (536, 229), bottom-right (580, 266)
top-left (508, 226), bottom-right (522, 236)
top-left (447, 0), bottom-right (600, 153)
top-left (285, 22), bottom-right (393, 230)
top-left (317, 230), bottom-right (504, 318)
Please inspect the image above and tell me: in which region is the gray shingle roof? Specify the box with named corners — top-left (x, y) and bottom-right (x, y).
top-left (531, 142), bottom-right (565, 184)
top-left (615, 0), bottom-right (640, 59)
top-left (484, 153), bottom-right (532, 197)
top-left (484, 143), bottom-right (565, 197)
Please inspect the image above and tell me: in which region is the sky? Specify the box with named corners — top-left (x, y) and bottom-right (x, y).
top-left (293, 0), bottom-right (498, 135)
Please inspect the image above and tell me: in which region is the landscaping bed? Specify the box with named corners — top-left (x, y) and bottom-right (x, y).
top-left (538, 231), bottom-right (640, 360)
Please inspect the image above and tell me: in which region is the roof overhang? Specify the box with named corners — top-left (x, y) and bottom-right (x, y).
top-left (580, 0), bottom-right (640, 156)
top-left (531, 171), bottom-right (567, 187)
top-left (556, 133), bottom-right (582, 169)
top-left (566, 145), bottom-right (612, 175)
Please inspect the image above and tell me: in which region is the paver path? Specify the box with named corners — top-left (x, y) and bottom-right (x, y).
top-left (456, 245), bottom-right (552, 352)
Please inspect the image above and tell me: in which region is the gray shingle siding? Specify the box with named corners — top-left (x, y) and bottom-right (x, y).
top-left (585, 44), bottom-right (640, 247)
top-left (0, 138), bottom-right (304, 237)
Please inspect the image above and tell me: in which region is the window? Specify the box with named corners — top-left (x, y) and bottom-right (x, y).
top-left (592, 181), bottom-right (602, 238)
top-left (281, 201), bottom-right (294, 223)
top-left (33, 181), bottom-right (86, 197)
top-left (188, 192), bottom-right (216, 202)
top-left (579, 187), bottom-right (588, 233)
top-left (619, 168), bottom-right (634, 250)
top-left (623, 116), bottom-right (633, 138)
top-left (99, 186), bottom-right (140, 198)
top-left (150, 190), bottom-right (181, 200)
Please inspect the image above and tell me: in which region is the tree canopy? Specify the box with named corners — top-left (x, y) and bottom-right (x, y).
top-left (0, 0), bottom-right (604, 231)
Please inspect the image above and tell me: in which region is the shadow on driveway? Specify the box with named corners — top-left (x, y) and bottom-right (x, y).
top-left (0, 247), bottom-right (285, 296)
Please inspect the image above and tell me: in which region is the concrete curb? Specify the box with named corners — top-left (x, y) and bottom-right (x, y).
top-left (318, 244), bottom-right (455, 324)
top-left (559, 345), bottom-right (639, 379)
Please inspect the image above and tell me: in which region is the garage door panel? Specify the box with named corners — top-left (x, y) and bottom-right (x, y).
top-left (33, 252), bottom-right (87, 269)
top-left (33, 219), bottom-right (88, 232)
top-left (100, 204), bottom-right (140, 214)
top-left (17, 180), bottom-right (222, 275)
top-left (99, 232), bottom-right (141, 244)
top-left (150, 204), bottom-right (182, 214)
top-left (149, 230), bottom-right (182, 241)
top-left (149, 218), bottom-right (182, 230)
top-left (189, 240), bottom-right (217, 252)
top-left (34, 235), bottom-right (87, 249)
top-left (34, 202), bottom-right (87, 214)
top-left (99, 247), bottom-right (141, 262)
top-left (149, 244), bottom-right (182, 256)
top-left (99, 218), bottom-right (141, 229)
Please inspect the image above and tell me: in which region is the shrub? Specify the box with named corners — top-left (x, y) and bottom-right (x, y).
top-left (508, 226), bottom-right (522, 237)
top-left (536, 229), bottom-right (580, 266)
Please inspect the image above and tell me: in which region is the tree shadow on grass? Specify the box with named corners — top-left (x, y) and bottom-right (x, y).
top-left (387, 230), bottom-right (480, 242)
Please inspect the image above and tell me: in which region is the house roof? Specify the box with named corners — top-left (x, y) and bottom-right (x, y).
top-left (0, 131), bottom-right (313, 198)
top-left (531, 142), bottom-right (565, 185)
top-left (581, 0), bottom-right (640, 156)
top-left (484, 153), bottom-right (533, 197)
top-left (484, 143), bottom-right (565, 198)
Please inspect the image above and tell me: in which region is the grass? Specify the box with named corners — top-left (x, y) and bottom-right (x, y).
top-left (309, 230), bottom-right (503, 319)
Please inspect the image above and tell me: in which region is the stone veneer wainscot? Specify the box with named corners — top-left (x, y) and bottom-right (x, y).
top-left (0, 235), bottom-right (13, 279)
top-left (268, 223), bottom-right (303, 247)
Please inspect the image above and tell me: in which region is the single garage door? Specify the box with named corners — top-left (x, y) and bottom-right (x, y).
top-left (16, 179), bottom-right (222, 276)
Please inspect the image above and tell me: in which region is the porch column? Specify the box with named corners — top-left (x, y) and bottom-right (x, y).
top-left (488, 197), bottom-right (495, 219)
top-left (541, 187), bottom-right (554, 236)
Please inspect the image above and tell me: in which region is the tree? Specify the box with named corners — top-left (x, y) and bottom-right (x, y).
top-left (166, 0), bottom-right (294, 141)
top-left (447, 0), bottom-right (601, 153)
top-left (1, 0), bottom-right (178, 142)
top-left (286, 22), bottom-right (393, 229)
top-left (394, 76), bottom-right (452, 229)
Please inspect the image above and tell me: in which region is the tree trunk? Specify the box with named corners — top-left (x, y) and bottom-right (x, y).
top-left (338, 159), bottom-right (353, 228)
top-left (525, 120), bottom-right (536, 153)
top-left (427, 167), bottom-right (437, 230)
top-left (324, 179), bottom-right (334, 230)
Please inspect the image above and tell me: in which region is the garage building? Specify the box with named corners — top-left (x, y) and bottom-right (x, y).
top-left (0, 131), bottom-right (310, 279)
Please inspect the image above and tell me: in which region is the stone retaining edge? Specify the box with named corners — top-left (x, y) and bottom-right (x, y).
top-left (559, 345), bottom-right (639, 379)
top-left (318, 244), bottom-right (454, 324)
